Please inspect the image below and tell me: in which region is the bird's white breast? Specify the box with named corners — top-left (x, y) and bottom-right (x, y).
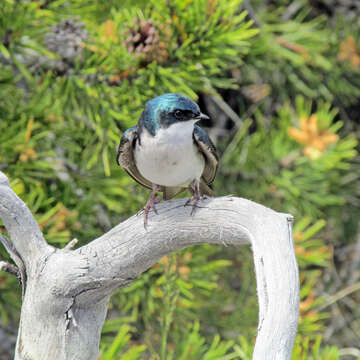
top-left (134, 121), bottom-right (205, 187)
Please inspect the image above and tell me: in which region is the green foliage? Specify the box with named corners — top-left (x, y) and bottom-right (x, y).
top-left (101, 325), bottom-right (146, 360)
top-left (294, 217), bottom-right (328, 268)
top-left (0, 272), bottom-right (20, 325)
top-left (171, 322), bottom-right (237, 360)
top-left (159, 254), bottom-right (179, 360)
top-left (101, 321), bottom-right (242, 360)
top-left (220, 97), bottom-right (358, 219)
top-left (104, 245), bottom-right (233, 358)
top-left (292, 335), bottom-right (340, 360)
top-left (240, 2), bottom-right (360, 105)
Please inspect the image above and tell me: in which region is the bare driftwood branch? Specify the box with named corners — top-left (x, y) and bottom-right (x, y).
top-left (0, 261), bottom-right (20, 280)
top-left (0, 172), bottom-right (53, 270)
top-left (0, 171), bottom-right (299, 360)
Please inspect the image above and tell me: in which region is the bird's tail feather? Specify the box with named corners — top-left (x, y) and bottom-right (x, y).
top-left (199, 180), bottom-right (214, 197)
top-left (162, 186), bottom-right (186, 200)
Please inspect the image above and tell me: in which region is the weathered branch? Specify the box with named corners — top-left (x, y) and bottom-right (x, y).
top-left (0, 261), bottom-right (21, 281)
top-left (0, 230), bottom-right (26, 294)
top-left (0, 172), bottom-right (53, 273)
top-left (0, 171), bottom-right (299, 360)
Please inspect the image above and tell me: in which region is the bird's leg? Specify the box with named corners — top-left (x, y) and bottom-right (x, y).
top-left (185, 179), bottom-right (202, 215)
top-left (144, 184), bottom-right (160, 228)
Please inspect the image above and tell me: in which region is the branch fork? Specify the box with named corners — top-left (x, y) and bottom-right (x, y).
top-left (0, 171), bottom-right (299, 360)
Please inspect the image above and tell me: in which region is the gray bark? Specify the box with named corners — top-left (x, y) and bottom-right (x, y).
top-left (0, 171), bottom-right (299, 359)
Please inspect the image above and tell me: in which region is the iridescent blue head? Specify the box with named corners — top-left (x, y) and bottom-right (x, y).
top-left (138, 93), bottom-right (209, 136)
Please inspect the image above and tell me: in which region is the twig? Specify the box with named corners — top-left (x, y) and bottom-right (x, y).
top-left (339, 347), bottom-right (360, 357)
top-left (0, 233), bottom-right (26, 292)
top-left (348, 234), bottom-right (360, 285)
top-left (64, 238), bottom-right (78, 250)
top-left (317, 282), bottom-right (360, 311)
top-left (0, 261), bottom-right (21, 282)
top-left (242, 0), bottom-right (262, 28)
top-left (210, 94), bottom-right (243, 128)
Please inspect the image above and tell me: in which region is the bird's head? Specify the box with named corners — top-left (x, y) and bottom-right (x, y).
top-left (139, 93), bottom-right (209, 136)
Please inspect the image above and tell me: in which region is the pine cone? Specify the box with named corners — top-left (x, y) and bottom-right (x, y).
top-left (44, 18), bottom-right (89, 73)
top-left (313, 0), bottom-right (360, 22)
top-left (124, 18), bottom-right (169, 65)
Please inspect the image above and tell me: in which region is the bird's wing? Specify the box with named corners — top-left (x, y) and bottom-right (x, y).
top-left (193, 125), bottom-right (218, 185)
top-left (188, 180), bottom-right (214, 197)
top-left (117, 126), bottom-right (153, 190)
top-left (199, 180), bottom-right (214, 196)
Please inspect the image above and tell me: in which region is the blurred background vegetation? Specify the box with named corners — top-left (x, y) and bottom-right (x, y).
top-left (0, 0), bottom-right (360, 359)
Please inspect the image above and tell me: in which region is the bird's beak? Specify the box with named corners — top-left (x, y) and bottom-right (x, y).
top-left (198, 113), bottom-right (210, 121)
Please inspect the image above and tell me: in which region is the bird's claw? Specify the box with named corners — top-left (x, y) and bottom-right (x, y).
top-left (184, 195), bottom-right (202, 216)
top-left (184, 179), bottom-right (202, 216)
top-left (143, 195), bottom-right (161, 228)
top-left (136, 208), bottom-right (144, 217)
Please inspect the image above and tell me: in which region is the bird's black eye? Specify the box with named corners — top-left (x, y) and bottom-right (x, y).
top-left (174, 110), bottom-right (183, 119)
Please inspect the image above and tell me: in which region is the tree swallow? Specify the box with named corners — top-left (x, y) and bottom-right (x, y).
top-left (117, 93), bottom-right (218, 227)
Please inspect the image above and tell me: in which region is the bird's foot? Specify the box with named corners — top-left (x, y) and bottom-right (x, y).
top-left (185, 179), bottom-right (202, 216)
top-left (143, 185), bottom-right (161, 229)
top-left (136, 195), bottom-right (161, 217)
top-left (184, 194), bottom-right (202, 216)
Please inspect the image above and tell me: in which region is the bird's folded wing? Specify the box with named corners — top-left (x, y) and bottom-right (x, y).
top-left (117, 126), bottom-right (153, 190)
top-left (188, 180), bottom-right (214, 197)
top-left (193, 125), bottom-right (218, 185)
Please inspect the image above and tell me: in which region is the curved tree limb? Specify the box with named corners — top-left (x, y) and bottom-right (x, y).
top-left (0, 171), bottom-right (299, 360)
top-left (0, 260), bottom-right (20, 281)
top-left (0, 173), bottom-right (53, 273)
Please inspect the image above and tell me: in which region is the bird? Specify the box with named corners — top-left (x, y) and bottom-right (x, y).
top-left (117, 93), bottom-right (218, 227)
